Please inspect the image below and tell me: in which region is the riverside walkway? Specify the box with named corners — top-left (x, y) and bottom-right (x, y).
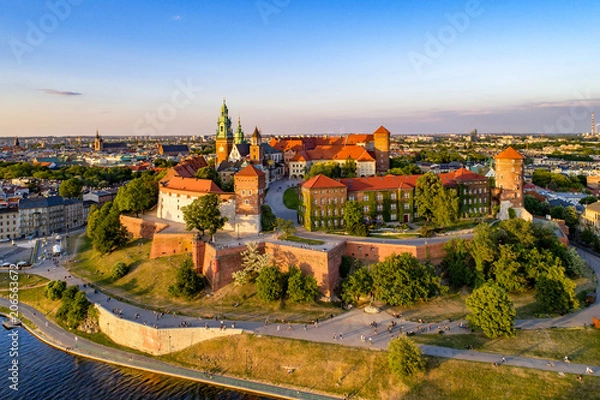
top-left (0, 299), bottom-right (338, 400)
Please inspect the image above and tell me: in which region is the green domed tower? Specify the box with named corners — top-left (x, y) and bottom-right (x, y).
top-left (216, 99), bottom-right (234, 164)
top-left (234, 116), bottom-right (245, 145)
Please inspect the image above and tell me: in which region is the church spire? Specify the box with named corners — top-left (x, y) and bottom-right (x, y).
top-left (216, 98), bottom-right (233, 139)
top-left (234, 116), bottom-right (245, 144)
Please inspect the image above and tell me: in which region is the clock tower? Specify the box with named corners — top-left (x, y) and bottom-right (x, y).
top-left (216, 99), bottom-right (234, 164)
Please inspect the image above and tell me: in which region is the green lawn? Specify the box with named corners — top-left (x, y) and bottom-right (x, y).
top-left (282, 235), bottom-right (325, 246)
top-left (163, 333), bottom-right (600, 400)
top-left (67, 234), bottom-right (341, 322)
top-left (283, 187), bottom-right (299, 210)
top-left (412, 327), bottom-right (600, 365)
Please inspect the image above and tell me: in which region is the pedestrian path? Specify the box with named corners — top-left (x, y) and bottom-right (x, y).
top-left (5, 237), bottom-right (600, 378)
top-left (0, 298), bottom-right (338, 400)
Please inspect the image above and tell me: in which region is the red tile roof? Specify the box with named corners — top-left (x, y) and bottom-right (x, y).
top-left (495, 147), bottom-right (524, 160)
top-left (439, 168), bottom-right (486, 182)
top-left (172, 155), bottom-right (208, 178)
top-left (373, 125), bottom-right (390, 134)
top-left (161, 176), bottom-right (223, 194)
top-left (236, 164), bottom-right (265, 177)
top-left (340, 175), bottom-right (419, 192)
top-left (303, 174), bottom-right (346, 189)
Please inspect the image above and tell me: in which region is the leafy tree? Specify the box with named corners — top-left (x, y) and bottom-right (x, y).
top-left (432, 187), bottom-right (459, 227)
top-left (470, 224), bottom-right (498, 285)
top-left (524, 195), bottom-right (551, 216)
top-left (59, 178), bottom-right (83, 199)
top-left (563, 247), bottom-right (588, 278)
top-left (441, 239), bottom-right (475, 288)
top-left (56, 287), bottom-right (91, 329)
top-left (563, 206), bottom-right (579, 232)
top-left (182, 194), bottom-right (227, 241)
top-left (580, 226), bottom-right (596, 246)
top-left (341, 157), bottom-right (357, 178)
top-left (44, 280), bottom-right (67, 300)
top-left (344, 200), bottom-right (367, 236)
top-left (491, 245), bottom-right (528, 293)
top-left (232, 242), bottom-right (271, 285)
top-left (275, 218), bottom-right (296, 239)
top-left (388, 336), bottom-right (426, 377)
top-left (371, 253), bottom-right (443, 306)
top-left (580, 196), bottom-right (598, 205)
top-left (287, 265), bottom-right (319, 303)
top-left (305, 161), bottom-right (342, 179)
top-left (261, 205), bottom-right (277, 232)
top-left (550, 206), bottom-right (564, 220)
top-left (168, 258), bottom-right (204, 299)
top-left (194, 166), bottom-right (223, 189)
top-left (111, 262), bottom-right (129, 280)
top-left (341, 266), bottom-right (373, 304)
top-left (466, 282), bottom-right (515, 339)
top-left (87, 202), bottom-right (129, 255)
top-left (114, 178), bottom-right (152, 217)
top-left (535, 267), bottom-right (579, 313)
top-left (256, 266), bottom-right (283, 302)
top-left (415, 172), bottom-right (442, 222)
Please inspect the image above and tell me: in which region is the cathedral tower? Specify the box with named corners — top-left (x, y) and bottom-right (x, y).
top-left (216, 99), bottom-right (234, 164)
top-left (94, 130), bottom-right (103, 152)
top-left (234, 117), bottom-right (245, 145)
top-left (250, 126), bottom-right (263, 163)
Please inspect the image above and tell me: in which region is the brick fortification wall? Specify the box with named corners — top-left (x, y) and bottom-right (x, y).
top-left (95, 304), bottom-right (241, 355)
top-left (149, 233), bottom-right (195, 259)
top-left (120, 215), bottom-right (169, 239)
top-left (345, 240), bottom-right (446, 265)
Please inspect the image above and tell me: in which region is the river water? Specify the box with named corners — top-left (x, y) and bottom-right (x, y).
top-left (0, 326), bottom-right (271, 400)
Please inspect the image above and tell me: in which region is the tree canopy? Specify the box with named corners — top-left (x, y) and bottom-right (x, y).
top-left (466, 282), bottom-right (516, 339)
top-left (414, 172), bottom-right (458, 227)
top-left (59, 177), bottom-right (83, 199)
top-left (114, 177), bottom-right (153, 216)
top-left (168, 258), bottom-right (204, 299)
top-left (344, 200), bottom-right (368, 236)
top-left (86, 202), bottom-right (129, 255)
top-left (388, 336), bottom-right (426, 377)
top-left (287, 265), bottom-right (319, 303)
top-left (181, 194), bottom-right (227, 240)
top-left (256, 266), bottom-right (283, 302)
top-left (371, 253), bottom-right (444, 306)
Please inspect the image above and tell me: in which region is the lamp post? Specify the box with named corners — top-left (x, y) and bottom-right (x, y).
top-left (245, 349), bottom-right (248, 371)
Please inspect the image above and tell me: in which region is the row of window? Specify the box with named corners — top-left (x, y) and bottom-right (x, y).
top-left (362, 203), bottom-right (410, 212)
top-left (348, 192), bottom-right (410, 202)
top-left (463, 187), bottom-right (488, 194)
top-left (464, 197), bottom-right (487, 205)
top-left (312, 197), bottom-right (345, 205)
top-left (313, 219), bottom-right (344, 228)
top-left (313, 208), bottom-right (344, 217)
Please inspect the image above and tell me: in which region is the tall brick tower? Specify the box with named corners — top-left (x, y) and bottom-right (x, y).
top-left (373, 125), bottom-right (390, 174)
top-left (216, 99), bottom-right (234, 164)
top-left (94, 130), bottom-right (103, 152)
top-left (494, 147), bottom-right (524, 208)
top-left (250, 126), bottom-right (263, 163)
top-left (234, 164), bottom-right (265, 234)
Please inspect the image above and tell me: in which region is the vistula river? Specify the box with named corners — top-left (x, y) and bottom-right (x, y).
top-left (0, 326), bottom-right (273, 400)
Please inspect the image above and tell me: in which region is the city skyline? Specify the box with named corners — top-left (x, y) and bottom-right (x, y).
top-left (1, 0), bottom-right (600, 137)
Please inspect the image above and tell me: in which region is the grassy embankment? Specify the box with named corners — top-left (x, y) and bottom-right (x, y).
top-left (66, 235), bottom-right (341, 322)
top-left (2, 271), bottom-right (600, 399)
top-left (162, 333), bottom-right (600, 400)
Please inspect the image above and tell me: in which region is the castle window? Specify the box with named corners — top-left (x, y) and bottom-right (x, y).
top-left (391, 214), bottom-right (397, 221)
top-left (391, 193), bottom-right (397, 200)
top-left (377, 194), bottom-right (383, 201)
top-left (404, 192), bottom-right (409, 199)
top-left (321, 199), bottom-right (325, 205)
top-left (363, 206), bottom-right (369, 213)
top-left (377, 205), bottom-right (383, 211)
top-left (242, 190), bottom-right (246, 195)
top-left (249, 190), bottom-right (252, 195)
top-left (314, 210), bottom-right (318, 217)
top-left (334, 198), bottom-right (338, 204)
top-left (404, 203), bottom-right (410, 210)
top-left (245, 200), bottom-right (249, 205)
top-left (391, 204), bottom-right (396, 210)
top-left (328, 198), bottom-right (332, 205)
top-left (363, 195), bottom-right (368, 202)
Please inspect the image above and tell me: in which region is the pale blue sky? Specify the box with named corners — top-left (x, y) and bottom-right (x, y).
top-left (0, 0), bottom-right (598, 136)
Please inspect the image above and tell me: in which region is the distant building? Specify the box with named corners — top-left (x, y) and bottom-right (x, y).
top-left (82, 190), bottom-right (117, 207)
top-left (94, 131), bottom-right (128, 152)
top-left (18, 196), bottom-right (84, 238)
top-left (582, 201), bottom-right (600, 234)
top-left (158, 144), bottom-right (189, 157)
top-left (0, 208), bottom-right (19, 240)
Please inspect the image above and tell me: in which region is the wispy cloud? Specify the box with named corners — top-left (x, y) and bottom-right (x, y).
top-left (40, 89), bottom-right (83, 96)
top-left (172, 15), bottom-right (182, 21)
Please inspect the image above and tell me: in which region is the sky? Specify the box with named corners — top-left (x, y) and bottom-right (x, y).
top-left (1, 0), bottom-right (599, 137)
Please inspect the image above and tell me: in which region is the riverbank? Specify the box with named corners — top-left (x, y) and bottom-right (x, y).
top-left (4, 300), bottom-right (600, 400)
top-left (0, 301), bottom-right (338, 400)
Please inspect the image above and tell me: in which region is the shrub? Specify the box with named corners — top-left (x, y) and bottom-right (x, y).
top-left (111, 262), bottom-right (129, 280)
top-left (44, 280), bottom-right (67, 300)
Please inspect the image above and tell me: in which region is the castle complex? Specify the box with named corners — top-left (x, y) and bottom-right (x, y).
top-left (123, 101), bottom-right (526, 297)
